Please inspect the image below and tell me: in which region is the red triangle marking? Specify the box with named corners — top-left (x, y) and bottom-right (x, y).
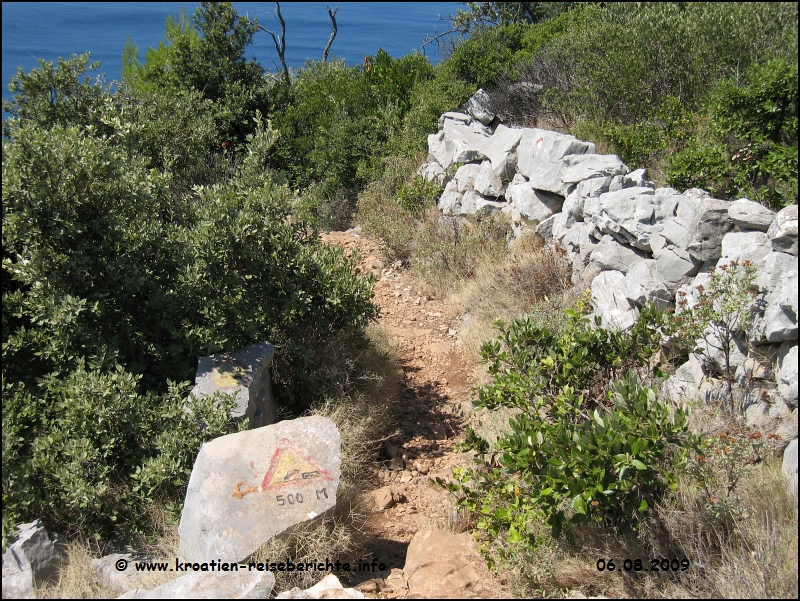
top-left (261, 438), bottom-right (333, 491)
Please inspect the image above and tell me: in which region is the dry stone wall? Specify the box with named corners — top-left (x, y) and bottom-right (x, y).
top-left (420, 93), bottom-right (798, 493)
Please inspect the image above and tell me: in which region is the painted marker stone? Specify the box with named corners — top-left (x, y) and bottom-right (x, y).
top-left (190, 341), bottom-right (276, 428)
top-left (178, 416), bottom-right (341, 564)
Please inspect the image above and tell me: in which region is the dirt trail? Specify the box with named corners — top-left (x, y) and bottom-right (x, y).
top-left (321, 230), bottom-right (507, 598)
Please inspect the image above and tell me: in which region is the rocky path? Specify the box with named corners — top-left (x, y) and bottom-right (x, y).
top-left (321, 230), bottom-right (508, 598)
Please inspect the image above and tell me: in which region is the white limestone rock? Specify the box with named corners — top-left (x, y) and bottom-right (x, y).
top-left (416, 162), bottom-right (448, 187)
top-left (562, 222), bottom-right (598, 266)
top-left (655, 245), bottom-right (702, 283)
top-left (560, 153), bottom-right (629, 191)
top-left (719, 231), bottom-right (772, 270)
top-left (767, 204), bottom-right (798, 255)
top-left (191, 341), bottom-right (276, 428)
top-left (453, 163), bottom-right (482, 193)
top-left (473, 161), bottom-right (504, 197)
top-left (751, 268), bottom-right (798, 343)
top-left (624, 260), bottom-right (673, 310)
top-left (517, 129), bottom-right (594, 194)
top-left (437, 180), bottom-right (463, 215)
top-left (459, 189), bottom-right (506, 216)
top-left (782, 439), bottom-right (798, 495)
top-left (584, 187), bottom-right (677, 251)
top-left (427, 114), bottom-right (491, 169)
top-left (591, 270), bottom-right (637, 330)
top-left (506, 178), bottom-right (563, 221)
top-left (178, 416), bottom-right (341, 564)
top-left (2, 520), bottom-right (65, 600)
top-left (608, 168), bottom-right (651, 191)
top-left (482, 124), bottom-right (523, 179)
top-left (728, 198), bottom-right (776, 232)
top-left (589, 235), bottom-right (646, 274)
top-left (757, 252), bottom-right (798, 293)
top-left (464, 88), bottom-right (495, 125)
top-left (576, 175), bottom-right (612, 200)
top-left (778, 342), bottom-right (798, 409)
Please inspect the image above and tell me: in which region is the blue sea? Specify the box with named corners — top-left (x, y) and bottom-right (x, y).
top-left (2, 2), bottom-right (460, 107)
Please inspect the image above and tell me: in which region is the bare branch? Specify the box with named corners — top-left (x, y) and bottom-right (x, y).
top-left (421, 29), bottom-right (457, 52)
top-left (248, 2), bottom-right (290, 87)
top-left (322, 6), bottom-right (339, 62)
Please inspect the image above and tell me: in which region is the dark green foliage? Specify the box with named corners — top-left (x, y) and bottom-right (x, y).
top-left (3, 57), bottom-right (375, 545)
top-left (123, 2), bottom-right (273, 143)
top-left (2, 53), bottom-right (110, 135)
top-left (3, 369), bottom-right (240, 543)
top-left (443, 24), bottom-right (527, 88)
top-left (271, 52), bottom-right (434, 202)
top-left (444, 302), bottom-right (689, 553)
top-left (668, 58), bottom-right (798, 207)
top-left (488, 2), bottom-right (797, 202)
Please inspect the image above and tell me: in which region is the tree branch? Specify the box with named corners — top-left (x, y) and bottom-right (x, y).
top-left (421, 29), bottom-right (457, 52)
top-left (322, 6), bottom-right (339, 61)
top-left (249, 2), bottom-right (290, 87)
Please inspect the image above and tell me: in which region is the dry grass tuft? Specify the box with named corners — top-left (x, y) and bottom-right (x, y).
top-left (443, 230), bottom-right (576, 362)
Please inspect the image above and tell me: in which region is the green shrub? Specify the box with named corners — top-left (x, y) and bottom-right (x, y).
top-left (674, 260), bottom-right (759, 413)
top-left (2, 62), bottom-right (377, 543)
top-left (272, 52), bottom-right (434, 199)
top-left (450, 373), bottom-right (689, 551)
top-left (441, 301), bottom-right (687, 554)
top-left (356, 155), bottom-right (423, 260)
top-left (672, 58), bottom-right (798, 208)
top-left (2, 367), bottom-right (240, 545)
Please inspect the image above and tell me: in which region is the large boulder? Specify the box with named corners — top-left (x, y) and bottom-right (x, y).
top-left (190, 342), bottom-right (276, 429)
top-left (463, 88), bottom-right (495, 126)
top-left (718, 231), bottom-right (772, 270)
top-left (427, 114), bottom-right (491, 169)
top-left (505, 175), bottom-right (563, 221)
top-left (609, 168), bottom-right (651, 191)
top-left (178, 416), bottom-right (341, 564)
top-left (404, 530), bottom-right (486, 599)
top-left (757, 251), bottom-right (797, 292)
top-left (583, 187), bottom-right (677, 252)
top-left (591, 270), bottom-right (637, 330)
top-left (416, 162), bottom-right (448, 187)
top-left (473, 161), bottom-right (504, 197)
top-left (728, 198), bottom-right (776, 232)
top-left (684, 197), bottom-right (735, 260)
top-left (2, 520), bottom-right (65, 599)
top-left (438, 180), bottom-right (463, 215)
top-left (560, 153), bottom-right (629, 190)
top-left (459, 189), bottom-right (506, 216)
top-left (767, 204), bottom-right (798, 255)
top-left (654, 244), bottom-right (702, 283)
top-left (624, 260), bottom-right (673, 310)
top-left (482, 124), bottom-right (523, 179)
top-left (453, 163), bottom-right (482, 193)
top-left (516, 129), bottom-right (594, 194)
top-left (589, 235), bottom-right (646, 273)
top-left (751, 267), bottom-right (798, 343)
top-left (120, 569), bottom-right (275, 599)
top-left (561, 221), bottom-right (599, 266)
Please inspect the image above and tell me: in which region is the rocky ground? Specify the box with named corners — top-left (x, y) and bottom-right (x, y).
top-left (320, 230), bottom-right (511, 599)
